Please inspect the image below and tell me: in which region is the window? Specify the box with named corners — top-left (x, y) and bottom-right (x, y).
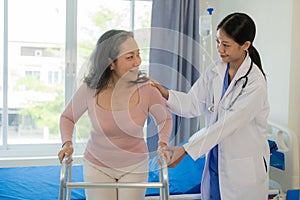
top-left (0, 0), bottom-right (152, 161)
top-left (75, 0), bottom-right (152, 143)
top-left (48, 71), bottom-right (60, 85)
top-left (2, 0), bottom-right (65, 147)
top-left (0, 0), bottom-right (4, 147)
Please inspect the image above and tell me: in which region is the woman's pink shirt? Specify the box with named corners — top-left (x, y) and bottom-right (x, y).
top-left (60, 82), bottom-right (172, 168)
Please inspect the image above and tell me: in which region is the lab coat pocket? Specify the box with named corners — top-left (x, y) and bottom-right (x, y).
top-left (228, 157), bottom-right (256, 187)
top-left (256, 156), bottom-right (268, 182)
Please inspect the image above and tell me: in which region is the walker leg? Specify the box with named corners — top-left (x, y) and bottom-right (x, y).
top-left (59, 161), bottom-right (67, 200)
top-left (159, 157), bottom-right (169, 200)
top-left (66, 163), bottom-right (72, 200)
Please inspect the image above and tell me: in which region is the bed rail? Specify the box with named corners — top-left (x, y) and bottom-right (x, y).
top-left (268, 121), bottom-right (300, 193)
top-left (59, 156), bottom-right (170, 200)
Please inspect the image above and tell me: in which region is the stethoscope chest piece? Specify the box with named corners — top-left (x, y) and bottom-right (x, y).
top-left (208, 105), bottom-right (214, 112)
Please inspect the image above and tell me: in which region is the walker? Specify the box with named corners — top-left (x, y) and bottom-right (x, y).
top-left (59, 155), bottom-right (170, 200)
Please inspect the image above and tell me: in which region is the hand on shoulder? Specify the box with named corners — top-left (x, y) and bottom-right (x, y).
top-left (148, 77), bottom-right (169, 100)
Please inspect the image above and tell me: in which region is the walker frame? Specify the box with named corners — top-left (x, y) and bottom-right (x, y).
top-left (59, 156), bottom-right (170, 200)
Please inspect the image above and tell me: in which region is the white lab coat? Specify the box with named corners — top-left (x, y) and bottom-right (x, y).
top-left (166, 55), bottom-right (270, 200)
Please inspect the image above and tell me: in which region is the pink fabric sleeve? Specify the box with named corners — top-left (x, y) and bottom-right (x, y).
top-left (60, 84), bottom-right (90, 144)
top-left (148, 86), bottom-right (172, 145)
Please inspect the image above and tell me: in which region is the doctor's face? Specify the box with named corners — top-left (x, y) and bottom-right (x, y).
top-left (216, 29), bottom-right (248, 65)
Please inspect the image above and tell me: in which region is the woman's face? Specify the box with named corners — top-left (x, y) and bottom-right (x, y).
top-left (216, 29), bottom-right (249, 65)
top-left (110, 37), bottom-right (141, 81)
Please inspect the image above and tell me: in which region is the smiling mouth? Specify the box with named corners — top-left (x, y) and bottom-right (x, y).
top-left (129, 67), bottom-right (139, 72)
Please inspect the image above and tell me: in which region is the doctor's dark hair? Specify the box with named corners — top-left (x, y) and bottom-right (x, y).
top-left (217, 12), bottom-right (266, 78)
top-left (83, 29), bottom-right (147, 95)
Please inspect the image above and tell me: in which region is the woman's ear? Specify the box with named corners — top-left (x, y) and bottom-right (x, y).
top-left (242, 41), bottom-right (251, 51)
top-left (108, 58), bottom-right (114, 70)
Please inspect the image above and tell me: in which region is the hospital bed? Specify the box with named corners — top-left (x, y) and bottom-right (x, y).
top-left (267, 121), bottom-right (300, 199)
top-left (58, 122), bottom-right (299, 200)
top-left (0, 121), bottom-right (299, 200)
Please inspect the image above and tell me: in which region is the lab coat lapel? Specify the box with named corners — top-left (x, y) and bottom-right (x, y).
top-left (212, 78), bottom-right (222, 109)
top-left (212, 63), bottom-right (226, 113)
top-left (221, 55), bottom-right (252, 99)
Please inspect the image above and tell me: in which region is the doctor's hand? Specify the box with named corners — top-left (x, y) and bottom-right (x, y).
top-left (58, 141), bottom-right (74, 164)
top-left (149, 78), bottom-right (169, 100)
top-left (162, 146), bottom-right (187, 168)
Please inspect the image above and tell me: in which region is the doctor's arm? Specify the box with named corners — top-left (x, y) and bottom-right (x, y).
top-left (183, 81), bottom-right (268, 160)
top-left (151, 77), bottom-right (207, 117)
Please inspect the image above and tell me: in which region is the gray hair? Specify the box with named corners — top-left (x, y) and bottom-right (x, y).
top-left (83, 29), bottom-right (147, 95)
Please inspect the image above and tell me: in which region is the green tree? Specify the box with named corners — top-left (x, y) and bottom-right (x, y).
top-left (15, 76), bottom-right (64, 135)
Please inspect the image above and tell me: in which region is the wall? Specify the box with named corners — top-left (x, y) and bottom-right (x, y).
top-left (288, 0), bottom-right (300, 145)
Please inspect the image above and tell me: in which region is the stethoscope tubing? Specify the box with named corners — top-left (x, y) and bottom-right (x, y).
top-left (208, 61), bottom-right (253, 113)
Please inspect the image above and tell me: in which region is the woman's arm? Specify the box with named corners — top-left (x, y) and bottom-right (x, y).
top-left (148, 85), bottom-right (173, 147)
top-left (60, 84), bottom-right (89, 143)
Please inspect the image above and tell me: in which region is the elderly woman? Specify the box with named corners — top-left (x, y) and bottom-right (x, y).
top-left (58, 29), bottom-right (172, 200)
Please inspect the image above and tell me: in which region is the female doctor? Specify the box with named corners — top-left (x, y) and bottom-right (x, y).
top-left (153, 12), bottom-right (270, 200)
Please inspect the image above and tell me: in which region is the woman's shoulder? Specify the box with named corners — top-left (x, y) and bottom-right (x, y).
top-left (138, 80), bottom-right (162, 98)
top-left (75, 82), bottom-right (96, 97)
top-left (138, 80), bottom-right (153, 92)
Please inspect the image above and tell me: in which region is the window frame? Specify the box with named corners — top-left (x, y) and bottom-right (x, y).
top-left (0, 0), bottom-right (152, 167)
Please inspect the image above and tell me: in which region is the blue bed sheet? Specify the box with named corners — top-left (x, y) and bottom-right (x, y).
top-left (147, 154), bottom-right (204, 196)
top-left (268, 140), bottom-right (285, 170)
top-left (286, 190), bottom-right (300, 200)
top-left (0, 154), bottom-right (205, 200)
top-left (0, 165), bottom-right (85, 200)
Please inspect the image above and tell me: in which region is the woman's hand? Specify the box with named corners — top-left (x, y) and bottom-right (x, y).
top-left (149, 78), bottom-right (169, 100)
top-left (162, 146), bottom-right (187, 168)
top-left (157, 142), bottom-right (171, 162)
top-left (58, 141), bottom-right (74, 164)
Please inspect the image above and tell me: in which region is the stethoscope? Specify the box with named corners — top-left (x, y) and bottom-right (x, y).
top-left (208, 61), bottom-right (253, 112)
